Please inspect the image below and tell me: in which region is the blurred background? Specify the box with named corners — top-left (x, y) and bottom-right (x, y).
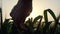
top-left (1, 0), bottom-right (60, 22)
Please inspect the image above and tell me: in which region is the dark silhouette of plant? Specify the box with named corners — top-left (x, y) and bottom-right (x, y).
top-left (0, 8), bottom-right (2, 24)
top-left (43, 9), bottom-right (57, 34)
top-left (10, 0), bottom-right (32, 31)
top-left (0, 8), bottom-right (1, 12)
top-left (43, 9), bottom-right (60, 34)
top-left (1, 9), bottom-right (60, 34)
top-left (24, 15), bottom-right (43, 34)
top-left (0, 8), bottom-right (3, 31)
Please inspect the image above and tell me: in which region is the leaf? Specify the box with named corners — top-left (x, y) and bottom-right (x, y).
top-left (1, 19), bottom-right (11, 34)
top-left (36, 15), bottom-right (43, 31)
top-left (44, 9), bottom-right (57, 22)
top-left (33, 15), bottom-right (43, 25)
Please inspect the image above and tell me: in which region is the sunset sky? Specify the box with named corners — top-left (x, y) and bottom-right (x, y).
top-left (1, 0), bottom-right (60, 21)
